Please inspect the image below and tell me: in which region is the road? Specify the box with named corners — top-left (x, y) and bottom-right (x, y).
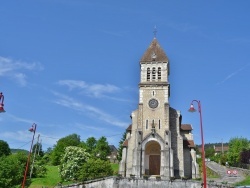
top-left (206, 161), bottom-right (245, 185)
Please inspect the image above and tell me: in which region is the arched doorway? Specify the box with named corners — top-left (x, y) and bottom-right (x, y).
top-left (144, 141), bottom-right (161, 175)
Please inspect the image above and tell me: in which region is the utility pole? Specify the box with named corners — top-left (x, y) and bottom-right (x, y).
top-left (30, 134), bottom-right (40, 178)
top-left (22, 123), bottom-right (37, 188)
top-left (38, 139), bottom-right (42, 156)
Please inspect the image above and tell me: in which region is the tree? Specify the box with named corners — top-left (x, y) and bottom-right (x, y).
top-left (0, 140), bottom-right (11, 157)
top-left (205, 147), bottom-right (215, 158)
top-left (240, 149), bottom-right (250, 164)
top-left (59, 146), bottom-right (90, 181)
top-left (50, 134), bottom-right (81, 165)
top-left (32, 142), bottom-right (44, 157)
top-left (77, 158), bottom-right (113, 181)
top-left (0, 152), bottom-right (27, 188)
top-left (85, 137), bottom-right (97, 154)
top-left (227, 137), bottom-right (250, 166)
top-left (94, 136), bottom-right (110, 160)
top-left (117, 131), bottom-right (126, 161)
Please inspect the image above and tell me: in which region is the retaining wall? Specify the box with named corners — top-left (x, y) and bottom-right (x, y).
top-left (60, 177), bottom-right (235, 188)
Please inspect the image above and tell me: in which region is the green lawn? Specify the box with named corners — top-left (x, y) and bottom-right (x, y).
top-left (29, 166), bottom-right (62, 188)
top-left (234, 175), bottom-right (250, 186)
top-left (111, 163), bottom-right (119, 174)
top-left (29, 163), bottom-right (119, 188)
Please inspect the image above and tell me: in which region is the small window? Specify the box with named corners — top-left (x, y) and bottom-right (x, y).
top-left (152, 67), bottom-right (156, 80)
top-left (158, 67), bottom-right (161, 80)
top-left (159, 119), bottom-right (161, 129)
top-left (146, 120), bottom-right (148, 130)
top-left (147, 68), bottom-right (150, 81)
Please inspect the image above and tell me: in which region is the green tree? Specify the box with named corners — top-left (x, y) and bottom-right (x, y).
top-left (227, 137), bottom-right (250, 166)
top-left (85, 137), bottom-right (97, 154)
top-left (32, 142), bottom-right (44, 157)
top-left (240, 149), bottom-right (250, 164)
top-left (205, 147), bottom-right (215, 158)
top-left (117, 131), bottom-right (126, 161)
top-left (0, 140), bottom-right (11, 157)
top-left (30, 150), bottom-right (47, 178)
top-left (59, 146), bottom-right (90, 181)
top-left (31, 159), bottom-right (47, 178)
top-left (0, 152), bottom-right (27, 188)
top-left (94, 136), bottom-right (110, 160)
top-left (51, 134), bottom-right (81, 165)
top-left (77, 158), bottom-right (113, 181)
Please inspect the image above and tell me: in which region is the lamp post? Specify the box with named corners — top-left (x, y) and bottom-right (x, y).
top-left (0, 92), bottom-right (5, 113)
top-left (21, 123), bottom-right (37, 188)
top-left (188, 100), bottom-right (207, 188)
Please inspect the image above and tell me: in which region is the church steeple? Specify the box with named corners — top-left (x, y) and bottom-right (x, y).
top-left (140, 38), bottom-right (169, 62)
top-left (139, 37), bottom-right (170, 85)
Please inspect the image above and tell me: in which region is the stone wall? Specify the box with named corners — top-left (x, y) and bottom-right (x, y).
top-left (60, 177), bottom-right (235, 188)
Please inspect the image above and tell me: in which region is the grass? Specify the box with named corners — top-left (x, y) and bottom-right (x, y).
top-left (234, 175), bottom-right (250, 186)
top-left (207, 167), bottom-right (220, 179)
top-left (111, 163), bottom-right (119, 174)
top-left (29, 163), bottom-right (119, 188)
top-left (28, 165), bottom-right (67, 188)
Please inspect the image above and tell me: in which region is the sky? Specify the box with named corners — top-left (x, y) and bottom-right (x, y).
top-left (0, 1), bottom-right (250, 151)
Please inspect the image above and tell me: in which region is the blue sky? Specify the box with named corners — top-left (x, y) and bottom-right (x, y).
top-left (0, 1), bottom-right (250, 151)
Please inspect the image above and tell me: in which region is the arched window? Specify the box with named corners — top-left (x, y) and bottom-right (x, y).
top-left (147, 68), bottom-right (150, 81)
top-left (152, 67), bottom-right (156, 80)
top-left (158, 67), bottom-right (161, 80)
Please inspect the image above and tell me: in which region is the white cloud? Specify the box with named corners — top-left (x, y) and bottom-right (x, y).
top-left (57, 80), bottom-right (120, 97)
top-left (0, 130), bottom-right (35, 143)
top-left (0, 56), bottom-right (43, 86)
top-left (217, 64), bottom-right (249, 85)
top-left (6, 113), bottom-right (36, 124)
top-left (13, 73), bottom-right (27, 86)
top-left (0, 130), bottom-right (59, 150)
top-left (52, 92), bottom-right (128, 128)
top-left (75, 123), bottom-right (104, 131)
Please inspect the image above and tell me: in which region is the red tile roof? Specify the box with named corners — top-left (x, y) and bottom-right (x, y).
top-left (123, 139), bottom-right (128, 147)
top-left (183, 140), bottom-right (195, 148)
top-left (181, 124), bottom-right (192, 131)
top-left (126, 124), bottom-right (132, 131)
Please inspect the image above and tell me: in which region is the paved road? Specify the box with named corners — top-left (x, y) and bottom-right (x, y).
top-left (206, 161), bottom-right (245, 184)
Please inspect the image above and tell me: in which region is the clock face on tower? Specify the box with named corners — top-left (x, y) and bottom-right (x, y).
top-left (148, 98), bottom-right (159, 109)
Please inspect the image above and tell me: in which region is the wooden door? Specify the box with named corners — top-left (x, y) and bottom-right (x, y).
top-left (149, 155), bottom-right (160, 175)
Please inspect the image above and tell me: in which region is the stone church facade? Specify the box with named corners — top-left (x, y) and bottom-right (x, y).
top-left (119, 37), bottom-right (199, 179)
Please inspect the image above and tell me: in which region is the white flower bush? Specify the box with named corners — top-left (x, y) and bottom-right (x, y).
top-left (59, 146), bottom-right (90, 181)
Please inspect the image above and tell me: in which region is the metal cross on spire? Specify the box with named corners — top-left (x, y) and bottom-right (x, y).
top-left (153, 26), bottom-right (157, 38)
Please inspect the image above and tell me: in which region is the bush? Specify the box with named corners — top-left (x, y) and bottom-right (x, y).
top-left (0, 152), bottom-right (27, 188)
top-left (77, 158), bottom-right (113, 181)
top-left (59, 146), bottom-right (89, 181)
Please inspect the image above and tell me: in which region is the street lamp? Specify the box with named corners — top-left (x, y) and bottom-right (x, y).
top-left (0, 92), bottom-right (5, 113)
top-left (21, 123), bottom-right (37, 188)
top-left (188, 100), bottom-right (207, 188)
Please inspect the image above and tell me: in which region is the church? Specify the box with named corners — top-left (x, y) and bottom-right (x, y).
top-left (119, 36), bottom-right (199, 179)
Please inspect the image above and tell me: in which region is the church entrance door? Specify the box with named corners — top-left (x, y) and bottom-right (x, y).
top-left (145, 141), bottom-right (161, 175)
top-left (149, 155), bottom-right (160, 175)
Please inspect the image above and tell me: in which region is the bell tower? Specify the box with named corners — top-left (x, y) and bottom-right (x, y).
top-left (138, 37), bottom-right (170, 134)
top-left (136, 37), bottom-right (173, 177)
top-left (119, 35), bottom-right (198, 180)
